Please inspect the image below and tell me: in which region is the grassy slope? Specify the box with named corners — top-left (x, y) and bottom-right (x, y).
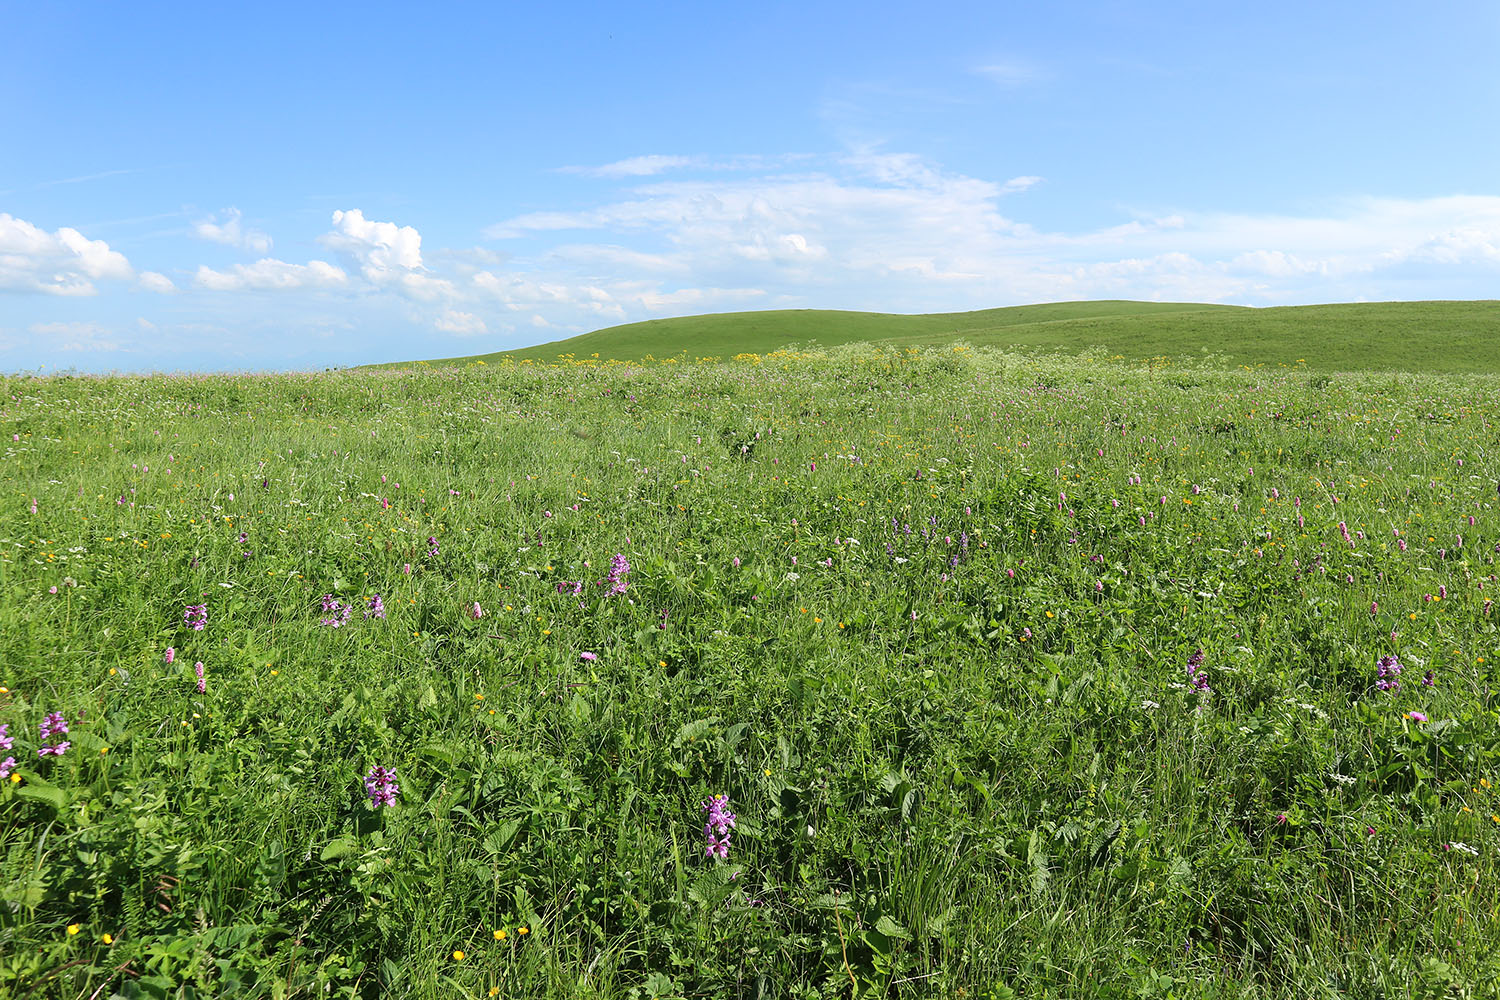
top-left (391, 299), bottom-right (1500, 374)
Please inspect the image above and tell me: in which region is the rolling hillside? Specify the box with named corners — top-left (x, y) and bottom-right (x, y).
top-left (386, 299), bottom-right (1500, 374)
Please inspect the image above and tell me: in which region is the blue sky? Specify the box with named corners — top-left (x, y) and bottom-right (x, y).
top-left (3, 1), bottom-right (1497, 372)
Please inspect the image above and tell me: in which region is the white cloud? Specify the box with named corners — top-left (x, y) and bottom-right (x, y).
top-left (482, 154), bottom-right (1500, 310)
top-left (322, 209), bottom-right (423, 275)
top-left (193, 208), bottom-right (272, 253)
top-left (30, 321), bottom-right (123, 352)
top-left (560, 153), bottom-right (815, 179)
top-left (194, 258), bottom-right (347, 291)
top-left (138, 271), bottom-right (177, 293)
top-left (319, 209), bottom-right (453, 299)
top-left (434, 309), bottom-right (487, 335)
top-left (0, 213), bottom-right (134, 295)
top-left (974, 59), bottom-right (1048, 87)
top-left (563, 155), bottom-right (702, 178)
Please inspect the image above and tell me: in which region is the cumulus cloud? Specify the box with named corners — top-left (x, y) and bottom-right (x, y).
top-left (0, 213), bottom-right (133, 295)
top-left (194, 258), bottom-right (347, 291)
top-left (434, 309), bottom-right (487, 335)
top-left (319, 209), bottom-right (453, 299)
top-left (192, 208), bottom-right (273, 253)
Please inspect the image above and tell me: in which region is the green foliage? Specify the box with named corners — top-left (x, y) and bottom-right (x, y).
top-left (1, 348), bottom-right (1498, 998)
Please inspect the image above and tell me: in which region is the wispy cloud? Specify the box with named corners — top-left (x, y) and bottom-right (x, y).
top-left (36, 168), bottom-right (138, 188)
top-left (973, 59), bottom-right (1048, 87)
top-left (434, 309), bottom-right (487, 335)
top-left (30, 321), bottom-right (124, 352)
top-left (193, 208), bottom-right (273, 253)
top-left (559, 153), bottom-right (816, 179)
top-left (562, 155), bottom-right (703, 178)
top-left (484, 153), bottom-right (1500, 311)
top-left (138, 271), bottom-right (177, 293)
top-left (193, 258), bottom-right (347, 291)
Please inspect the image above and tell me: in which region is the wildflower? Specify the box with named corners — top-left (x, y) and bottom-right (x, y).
top-left (493, 928), bottom-right (507, 941)
top-left (1376, 654), bottom-right (1402, 692)
top-left (580, 651), bottom-right (597, 662)
top-left (0, 757), bottom-right (14, 779)
top-left (164, 647), bottom-right (175, 664)
top-left (1422, 669), bottom-right (1435, 687)
top-left (319, 595), bottom-right (352, 628)
top-left (427, 536), bottom-right (439, 557)
top-left (40, 712), bottom-right (69, 740)
top-left (452, 950), bottom-right (465, 961)
top-left (1186, 649), bottom-right (1210, 693)
top-left (599, 552), bottom-right (631, 596)
top-left (182, 603), bottom-right (208, 631)
top-left (364, 594), bottom-right (386, 619)
top-left (363, 765), bottom-right (400, 807)
top-left (194, 662), bottom-right (205, 694)
top-left (468, 602), bottom-right (483, 619)
top-left (1406, 711), bottom-right (1428, 723)
top-left (702, 793), bottom-right (736, 860)
top-left (518, 926), bottom-right (528, 936)
top-left (67, 923), bottom-right (81, 936)
top-left (0, 723), bottom-right (10, 752)
top-left (101, 934), bottom-right (113, 944)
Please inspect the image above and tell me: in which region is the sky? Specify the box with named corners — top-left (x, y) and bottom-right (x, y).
top-left (3, 1), bottom-right (1498, 373)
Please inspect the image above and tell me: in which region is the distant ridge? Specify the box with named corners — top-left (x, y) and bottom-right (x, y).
top-left (382, 299), bottom-right (1500, 374)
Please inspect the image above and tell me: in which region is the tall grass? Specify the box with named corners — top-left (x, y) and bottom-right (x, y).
top-left (2, 346), bottom-right (1497, 998)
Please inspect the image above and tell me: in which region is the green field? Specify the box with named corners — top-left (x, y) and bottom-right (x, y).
top-left (3, 340), bottom-right (1500, 997)
top-left (394, 299), bottom-right (1500, 375)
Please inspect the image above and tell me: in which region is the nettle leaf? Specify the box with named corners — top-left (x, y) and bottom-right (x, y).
top-left (874, 914), bottom-right (911, 941)
top-left (483, 819), bottom-right (523, 855)
top-left (320, 834), bottom-right (359, 861)
top-left (16, 778), bottom-right (69, 812)
top-left (673, 717), bottom-right (720, 749)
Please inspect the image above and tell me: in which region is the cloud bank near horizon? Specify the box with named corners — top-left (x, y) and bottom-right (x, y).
top-left (4, 152), bottom-right (1499, 372)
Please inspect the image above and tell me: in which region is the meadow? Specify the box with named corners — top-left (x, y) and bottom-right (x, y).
top-left (2, 343), bottom-right (1498, 998)
top-left (407, 300), bottom-right (1500, 376)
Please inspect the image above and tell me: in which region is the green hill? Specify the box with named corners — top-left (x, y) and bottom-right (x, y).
top-left (386, 299), bottom-right (1500, 374)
